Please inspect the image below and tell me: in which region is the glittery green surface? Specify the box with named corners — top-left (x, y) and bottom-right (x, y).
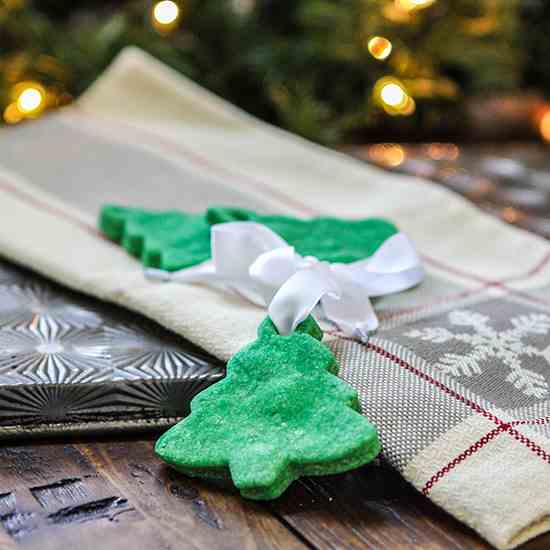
top-left (155, 316), bottom-right (380, 500)
top-left (100, 205), bottom-right (398, 271)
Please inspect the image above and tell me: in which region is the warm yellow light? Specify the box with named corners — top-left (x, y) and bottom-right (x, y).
top-left (367, 36), bottom-right (392, 60)
top-left (383, 3), bottom-right (411, 23)
top-left (11, 82), bottom-right (46, 118)
top-left (396, 0), bottom-right (436, 11)
top-left (153, 0), bottom-right (180, 25)
top-left (501, 206), bottom-right (521, 224)
top-left (374, 77), bottom-right (413, 115)
top-left (426, 143), bottom-right (460, 161)
top-left (17, 87), bottom-right (43, 114)
top-left (368, 144), bottom-right (406, 168)
top-left (4, 0), bottom-right (24, 10)
top-left (540, 111), bottom-right (550, 142)
top-left (400, 96), bottom-right (416, 115)
top-left (380, 83), bottom-right (406, 107)
top-left (3, 103), bottom-right (23, 124)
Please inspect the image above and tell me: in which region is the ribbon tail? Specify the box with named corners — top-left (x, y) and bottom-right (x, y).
top-left (320, 280), bottom-right (379, 340)
top-left (342, 232), bottom-right (424, 297)
top-left (349, 265), bottom-right (425, 298)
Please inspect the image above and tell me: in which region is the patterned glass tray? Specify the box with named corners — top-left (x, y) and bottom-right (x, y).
top-left (0, 259), bottom-right (225, 438)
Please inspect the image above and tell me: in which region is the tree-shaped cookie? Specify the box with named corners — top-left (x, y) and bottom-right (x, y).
top-left (100, 205), bottom-right (212, 271)
top-left (155, 316), bottom-right (380, 500)
top-left (100, 204), bottom-right (397, 271)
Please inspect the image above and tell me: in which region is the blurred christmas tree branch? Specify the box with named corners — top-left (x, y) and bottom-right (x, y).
top-left (0, 0), bottom-right (539, 144)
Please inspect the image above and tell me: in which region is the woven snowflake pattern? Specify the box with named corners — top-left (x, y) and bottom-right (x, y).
top-left (405, 309), bottom-right (550, 399)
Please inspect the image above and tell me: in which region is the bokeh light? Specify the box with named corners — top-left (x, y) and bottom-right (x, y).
top-left (381, 83), bottom-right (407, 107)
top-left (400, 95), bottom-right (416, 115)
top-left (396, 0), bottom-right (436, 11)
top-left (368, 143), bottom-right (406, 167)
top-left (539, 110), bottom-right (550, 142)
top-left (3, 103), bottom-right (23, 125)
top-left (374, 77), bottom-right (415, 116)
top-left (367, 36), bottom-right (392, 60)
top-left (426, 143), bottom-right (460, 161)
top-left (17, 87), bottom-right (43, 114)
top-left (152, 0), bottom-right (180, 30)
top-left (501, 206), bottom-right (521, 224)
top-left (9, 81), bottom-right (47, 121)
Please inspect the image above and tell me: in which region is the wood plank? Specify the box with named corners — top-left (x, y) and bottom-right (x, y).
top-left (3, 436), bottom-right (550, 549)
top-left (266, 460), bottom-right (487, 550)
top-left (76, 438), bottom-right (307, 550)
top-left (269, 460), bottom-right (550, 550)
top-left (0, 438), bottom-right (307, 550)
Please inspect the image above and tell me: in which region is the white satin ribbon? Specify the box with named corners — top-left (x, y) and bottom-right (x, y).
top-left (145, 221), bottom-right (424, 340)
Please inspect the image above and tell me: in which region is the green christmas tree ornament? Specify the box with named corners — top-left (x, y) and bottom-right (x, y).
top-left (155, 316), bottom-right (380, 500)
top-left (100, 206), bottom-right (212, 271)
top-left (99, 205), bottom-right (398, 271)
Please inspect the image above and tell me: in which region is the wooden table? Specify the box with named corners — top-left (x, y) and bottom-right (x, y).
top-left (0, 434), bottom-right (548, 550)
top-left (3, 144), bottom-right (550, 550)
top-left (0, 437), bottom-right (510, 549)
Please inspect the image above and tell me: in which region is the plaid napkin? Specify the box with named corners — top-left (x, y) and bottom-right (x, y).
top-left (1, 48), bottom-right (550, 549)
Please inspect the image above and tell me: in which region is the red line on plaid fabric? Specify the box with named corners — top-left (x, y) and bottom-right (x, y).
top-left (511, 417), bottom-right (550, 426)
top-left (377, 285), bottom-right (489, 322)
top-left (357, 339), bottom-right (550, 493)
top-left (421, 424), bottom-right (550, 496)
top-left (377, 261), bottom-right (550, 327)
top-left (0, 177), bottom-right (105, 240)
top-left (426, 245), bottom-right (550, 285)
top-left (505, 250), bottom-right (550, 282)
top-left (505, 287), bottom-right (550, 310)
top-left (420, 254), bottom-right (494, 285)
top-left (422, 244), bottom-right (550, 286)
top-left (363, 340), bottom-right (502, 425)
top-left (507, 428), bottom-right (550, 464)
top-left (421, 425), bottom-right (508, 496)
top-left (336, 334), bottom-right (550, 432)
top-left (332, 335), bottom-right (550, 490)
top-left (69, 109), bottom-right (319, 217)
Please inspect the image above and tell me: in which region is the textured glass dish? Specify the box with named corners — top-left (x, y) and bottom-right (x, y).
top-left (0, 260), bottom-right (224, 438)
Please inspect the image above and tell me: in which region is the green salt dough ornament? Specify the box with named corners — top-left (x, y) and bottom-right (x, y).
top-left (100, 206), bottom-right (211, 271)
top-left (155, 316), bottom-right (380, 500)
top-left (100, 205), bottom-right (397, 271)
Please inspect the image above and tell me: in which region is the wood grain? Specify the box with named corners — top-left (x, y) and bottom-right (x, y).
top-left (0, 437), bottom-right (306, 550)
top-left (269, 462), bottom-right (490, 550)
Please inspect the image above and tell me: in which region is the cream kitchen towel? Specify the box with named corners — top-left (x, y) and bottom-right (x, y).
top-left (1, 47), bottom-right (550, 548)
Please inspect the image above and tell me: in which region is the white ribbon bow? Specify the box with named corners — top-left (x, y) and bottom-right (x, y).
top-left (145, 222), bottom-right (424, 341)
